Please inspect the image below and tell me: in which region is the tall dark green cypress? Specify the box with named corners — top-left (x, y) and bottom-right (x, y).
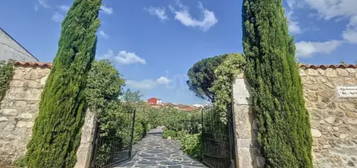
top-left (26, 0), bottom-right (101, 167)
top-left (242, 0), bottom-right (313, 167)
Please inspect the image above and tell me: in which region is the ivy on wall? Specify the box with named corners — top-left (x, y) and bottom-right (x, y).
top-left (210, 54), bottom-right (246, 123)
top-left (0, 61), bottom-right (14, 104)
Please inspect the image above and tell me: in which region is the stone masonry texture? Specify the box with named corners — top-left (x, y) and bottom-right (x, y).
top-left (0, 65), bottom-right (95, 168)
top-left (300, 67), bottom-right (357, 168)
top-left (1, 64), bottom-right (356, 167)
top-left (0, 66), bottom-right (49, 166)
top-left (233, 67), bottom-right (357, 168)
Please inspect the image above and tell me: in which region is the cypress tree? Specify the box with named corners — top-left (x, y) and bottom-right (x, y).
top-left (242, 0), bottom-right (313, 167)
top-left (26, 0), bottom-right (101, 167)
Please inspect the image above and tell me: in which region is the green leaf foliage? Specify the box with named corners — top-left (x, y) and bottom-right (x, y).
top-left (187, 55), bottom-right (228, 101)
top-left (84, 60), bottom-right (131, 167)
top-left (120, 89), bottom-right (143, 103)
top-left (93, 101), bottom-right (134, 167)
top-left (0, 61), bottom-right (14, 104)
top-left (242, 0), bottom-right (313, 167)
top-left (210, 54), bottom-right (245, 123)
top-left (86, 60), bottom-right (125, 111)
top-left (25, 0), bottom-right (102, 167)
top-left (179, 132), bottom-right (202, 160)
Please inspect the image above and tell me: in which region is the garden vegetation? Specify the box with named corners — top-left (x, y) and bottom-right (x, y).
top-left (243, 0), bottom-right (313, 167)
top-left (0, 61), bottom-right (14, 104)
top-left (25, 0), bottom-right (102, 167)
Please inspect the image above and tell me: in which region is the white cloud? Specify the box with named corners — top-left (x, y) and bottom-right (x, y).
top-left (286, 0), bottom-right (297, 9)
top-left (127, 80), bottom-right (157, 90)
top-left (146, 7), bottom-right (169, 21)
top-left (101, 50), bottom-right (146, 65)
top-left (295, 40), bottom-right (342, 58)
top-left (287, 11), bottom-right (302, 34)
top-left (38, 0), bottom-right (50, 8)
top-left (171, 2), bottom-right (218, 31)
top-left (156, 77), bottom-right (171, 85)
top-left (100, 5), bottom-right (113, 15)
top-left (51, 12), bottom-right (64, 23)
top-left (98, 30), bottom-right (109, 39)
top-left (343, 16), bottom-right (357, 43)
top-left (302, 0), bottom-right (357, 45)
top-left (304, 0), bottom-right (357, 20)
top-left (127, 76), bottom-right (172, 90)
top-left (58, 5), bottom-right (70, 12)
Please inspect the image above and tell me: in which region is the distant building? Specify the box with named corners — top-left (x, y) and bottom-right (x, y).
top-left (147, 97), bottom-right (162, 105)
top-left (0, 28), bottom-right (38, 62)
top-left (147, 98), bottom-right (202, 111)
top-left (192, 104), bottom-right (205, 108)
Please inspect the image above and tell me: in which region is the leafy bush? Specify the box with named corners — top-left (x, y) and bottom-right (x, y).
top-left (0, 61), bottom-right (14, 103)
top-left (179, 133), bottom-right (202, 160)
top-left (164, 130), bottom-right (202, 160)
top-left (94, 102), bottom-right (135, 167)
top-left (163, 130), bottom-right (177, 139)
top-left (134, 120), bottom-right (147, 142)
top-left (160, 108), bottom-right (202, 160)
top-left (84, 61), bottom-right (136, 167)
top-left (210, 54), bottom-right (245, 123)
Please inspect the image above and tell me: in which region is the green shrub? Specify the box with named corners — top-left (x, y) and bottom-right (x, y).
top-left (26, 0), bottom-right (102, 167)
top-left (94, 101), bottom-right (129, 167)
top-left (14, 156), bottom-right (26, 168)
top-left (210, 54), bottom-right (245, 123)
top-left (134, 121), bottom-right (147, 142)
top-left (85, 60), bottom-right (127, 167)
top-left (163, 130), bottom-right (177, 139)
top-left (243, 0), bottom-right (313, 167)
top-left (0, 61), bottom-right (14, 104)
top-left (179, 132), bottom-right (202, 160)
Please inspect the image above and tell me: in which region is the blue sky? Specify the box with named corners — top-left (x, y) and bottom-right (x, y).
top-left (0, 0), bottom-right (356, 104)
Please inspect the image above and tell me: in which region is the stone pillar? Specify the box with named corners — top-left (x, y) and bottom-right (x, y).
top-left (74, 109), bottom-right (97, 168)
top-left (232, 74), bottom-right (264, 168)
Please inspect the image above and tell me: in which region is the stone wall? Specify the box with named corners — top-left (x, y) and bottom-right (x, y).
top-left (0, 65), bottom-right (49, 165)
top-left (0, 64), bottom-right (96, 168)
top-left (300, 66), bottom-right (357, 168)
top-left (232, 65), bottom-right (357, 168)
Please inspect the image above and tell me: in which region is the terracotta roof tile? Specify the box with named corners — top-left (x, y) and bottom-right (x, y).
top-left (300, 64), bottom-right (357, 69)
top-left (13, 62), bottom-right (357, 70)
top-left (14, 61), bottom-right (52, 68)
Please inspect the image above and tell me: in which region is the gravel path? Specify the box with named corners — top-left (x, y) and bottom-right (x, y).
top-left (114, 127), bottom-right (206, 168)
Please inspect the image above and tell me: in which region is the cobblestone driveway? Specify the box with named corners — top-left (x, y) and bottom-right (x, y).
top-left (114, 127), bottom-right (206, 168)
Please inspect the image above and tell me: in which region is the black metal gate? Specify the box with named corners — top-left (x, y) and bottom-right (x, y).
top-left (201, 106), bottom-right (235, 168)
top-left (90, 106), bottom-right (137, 168)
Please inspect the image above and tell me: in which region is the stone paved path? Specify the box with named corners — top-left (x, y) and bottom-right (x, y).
top-left (114, 127), bottom-right (206, 168)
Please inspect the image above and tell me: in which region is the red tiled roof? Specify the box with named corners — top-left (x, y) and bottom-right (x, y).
top-left (13, 62), bottom-right (357, 70)
top-left (300, 64), bottom-right (357, 69)
top-left (14, 61), bottom-right (52, 68)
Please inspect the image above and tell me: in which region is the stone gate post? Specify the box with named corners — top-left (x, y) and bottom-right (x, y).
top-left (232, 74), bottom-right (264, 168)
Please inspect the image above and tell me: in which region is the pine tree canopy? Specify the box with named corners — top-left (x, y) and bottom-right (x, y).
top-left (25, 0), bottom-right (102, 167)
top-left (242, 0), bottom-right (313, 167)
top-left (187, 54), bottom-right (228, 101)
